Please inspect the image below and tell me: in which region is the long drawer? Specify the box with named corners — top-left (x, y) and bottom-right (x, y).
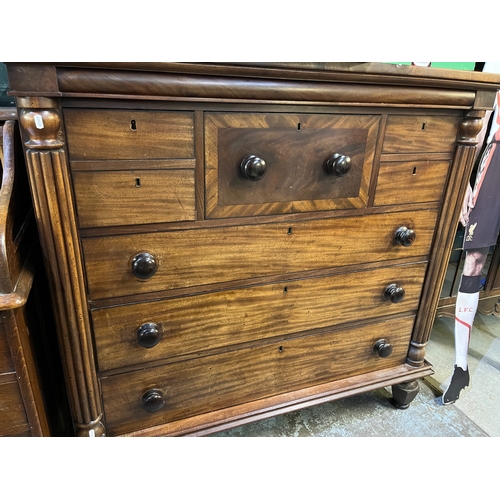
top-left (93, 262), bottom-right (427, 371)
top-left (82, 209), bottom-right (438, 300)
top-left (100, 315), bottom-right (416, 436)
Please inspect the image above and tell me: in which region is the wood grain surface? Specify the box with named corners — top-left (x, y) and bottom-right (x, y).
top-left (64, 109), bottom-right (195, 160)
top-left (92, 262), bottom-right (427, 371)
top-left (82, 209), bottom-right (438, 300)
top-left (101, 315), bottom-right (416, 435)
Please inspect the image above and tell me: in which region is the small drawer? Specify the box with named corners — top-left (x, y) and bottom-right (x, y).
top-left (64, 109), bottom-right (195, 161)
top-left (82, 209), bottom-right (438, 300)
top-left (374, 160), bottom-right (451, 206)
top-left (92, 262), bottom-right (427, 371)
top-left (382, 115), bottom-right (460, 154)
top-left (205, 112), bottom-right (380, 218)
top-left (100, 315), bottom-right (415, 436)
top-left (72, 168), bottom-right (196, 228)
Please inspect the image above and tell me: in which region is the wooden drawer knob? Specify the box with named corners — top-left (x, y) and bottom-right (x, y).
top-left (137, 323), bottom-right (161, 348)
top-left (325, 153), bottom-right (351, 177)
top-left (384, 283), bottom-right (405, 303)
top-left (373, 339), bottom-right (393, 358)
top-left (141, 389), bottom-right (165, 413)
top-left (240, 155), bottom-right (267, 181)
top-left (131, 252), bottom-right (157, 279)
top-left (394, 227), bottom-right (416, 247)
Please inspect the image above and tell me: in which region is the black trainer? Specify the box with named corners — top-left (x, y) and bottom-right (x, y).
top-left (442, 365), bottom-right (470, 405)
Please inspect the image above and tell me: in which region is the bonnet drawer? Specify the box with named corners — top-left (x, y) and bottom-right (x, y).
top-left (205, 112), bottom-right (380, 218)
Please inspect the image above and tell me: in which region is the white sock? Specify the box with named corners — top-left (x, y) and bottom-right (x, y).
top-left (454, 290), bottom-right (479, 369)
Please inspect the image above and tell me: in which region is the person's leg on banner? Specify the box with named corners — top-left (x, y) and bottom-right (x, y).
top-left (442, 248), bottom-right (488, 404)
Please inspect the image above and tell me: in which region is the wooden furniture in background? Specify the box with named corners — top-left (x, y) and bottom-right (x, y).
top-left (6, 63), bottom-right (500, 436)
top-left (0, 108), bottom-right (71, 436)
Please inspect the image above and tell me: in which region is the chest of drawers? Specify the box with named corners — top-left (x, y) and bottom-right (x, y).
top-left (7, 62), bottom-right (500, 436)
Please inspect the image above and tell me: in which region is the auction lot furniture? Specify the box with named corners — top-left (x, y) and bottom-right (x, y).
top-left (6, 62), bottom-right (500, 436)
top-left (0, 109), bottom-right (71, 436)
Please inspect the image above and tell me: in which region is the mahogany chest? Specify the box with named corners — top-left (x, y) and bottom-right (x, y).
top-left (6, 62), bottom-right (500, 436)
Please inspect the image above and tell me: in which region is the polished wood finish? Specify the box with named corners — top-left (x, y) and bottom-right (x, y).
top-left (64, 109), bottom-right (195, 160)
top-left (82, 210), bottom-right (437, 300)
top-left (72, 169), bottom-right (196, 227)
top-left (101, 315), bottom-right (416, 436)
top-left (18, 99), bottom-right (104, 436)
top-left (92, 262), bottom-right (427, 372)
top-left (205, 113), bottom-right (379, 218)
top-left (382, 115), bottom-right (461, 153)
top-left (7, 63), bottom-right (500, 436)
top-left (374, 160), bottom-right (451, 206)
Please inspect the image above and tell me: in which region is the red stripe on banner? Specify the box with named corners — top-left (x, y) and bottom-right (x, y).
top-left (455, 316), bottom-right (472, 346)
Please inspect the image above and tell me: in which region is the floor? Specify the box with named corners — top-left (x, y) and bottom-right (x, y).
top-left (211, 308), bottom-right (500, 438)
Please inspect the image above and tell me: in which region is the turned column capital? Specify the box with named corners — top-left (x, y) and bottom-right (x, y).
top-left (17, 97), bottom-right (63, 150)
top-left (457, 110), bottom-right (486, 145)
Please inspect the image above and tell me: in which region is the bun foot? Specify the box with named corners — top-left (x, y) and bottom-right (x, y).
top-left (391, 380), bottom-right (420, 409)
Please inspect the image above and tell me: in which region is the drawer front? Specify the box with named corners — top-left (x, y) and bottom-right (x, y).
top-left (100, 315), bottom-right (415, 436)
top-left (72, 169), bottom-right (196, 228)
top-left (382, 115), bottom-right (460, 154)
top-left (82, 209), bottom-right (438, 300)
top-left (93, 262), bottom-right (427, 371)
top-left (205, 113), bottom-right (380, 218)
top-left (374, 160), bottom-right (451, 206)
top-left (0, 380), bottom-right (30, 437)
top-left (64, 109), bottom-right (195, 161)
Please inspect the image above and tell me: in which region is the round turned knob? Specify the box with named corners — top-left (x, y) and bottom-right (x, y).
top-left (373, 339), bottom-right (393, 358)
top-left (240, 155), bottom-right (267, 181)
top-left (137, 323), bottom-right (161, 348)
top-left (141, 389), bottom-right (165, 413)
top-left (394, 227), bottom-right (416, 247)
top-left (384, 283), bottom-right (406, 303)
top-left (325, 153), bottom-right (351, 177)
top-left (131, 252), bottom-right (157, 279)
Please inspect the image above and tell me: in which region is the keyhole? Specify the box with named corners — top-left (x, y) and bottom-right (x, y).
top-left (297, 122), bottom-right (301, 131)
top-left (135, 178), bottom-right (141, 187)
top-left (131, 120), bottom-right (137, 130)
top-left (412, 167), bottom-right (417, 175)
top-left (283, 286), bottom-right (288, 294)
top-left (278, 346), bottom-right (283, 353)
top-left (287, 227), bottom-right (293, 235)
top-left (421, 122), bottom-right (426, 130)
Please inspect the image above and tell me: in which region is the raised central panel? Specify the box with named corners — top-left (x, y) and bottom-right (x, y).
top-left (205, 113), bottom-right (380, 218)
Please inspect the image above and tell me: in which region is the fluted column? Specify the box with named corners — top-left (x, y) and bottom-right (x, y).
top-left (18, 97), bottom-right (105, 436)
top-left (407, 110), bottom-right (485, 367)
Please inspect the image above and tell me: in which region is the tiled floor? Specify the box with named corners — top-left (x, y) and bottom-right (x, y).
top-left (211, 310), bottom-right (500, 437)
